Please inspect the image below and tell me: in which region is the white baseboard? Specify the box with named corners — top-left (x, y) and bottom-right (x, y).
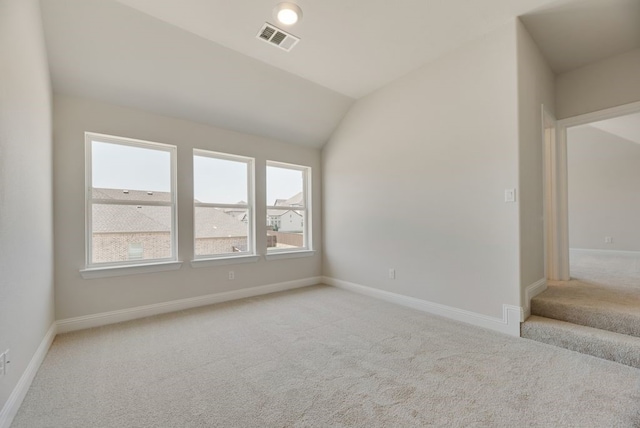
top-left (1, 277), bottom-right (322, 426)
top-left (570, 248), bottom-right (640, 257)
top-left (0, 323), bottom-right (57, 428)
top-left (523, 278), bottom-right (547, 321)
top-left (57, 276), bottom-right (322, 334)
top-left (323, 276), bottom-right (522, 337)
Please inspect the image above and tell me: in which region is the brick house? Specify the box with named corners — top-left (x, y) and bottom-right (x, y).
top-left (92, 188), bottom-right (249, 261)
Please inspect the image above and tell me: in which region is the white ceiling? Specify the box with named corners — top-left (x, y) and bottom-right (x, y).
top-left (521, 0), bottom-right (640, 74)
top-left (589, 112), bottom-right (640, 145)
top-left (40, 0), bottom-right (640, 148)
top-left (113, 0), bottom-right (561, 99)
top-left (41, 0), bottom-right (353, 148)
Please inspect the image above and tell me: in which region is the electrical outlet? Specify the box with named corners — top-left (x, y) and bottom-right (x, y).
top-left (228, 271), bottom-right (235, 280)
top-left (388, 268), bottom-right (396, 280)
top-left (605, 236), bottom-right (613, 244)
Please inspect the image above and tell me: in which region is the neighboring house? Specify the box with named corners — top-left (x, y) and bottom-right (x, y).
top-left (267, 192), bottom-right (304, 233)
top-left (92, 188), bottom-right (248, 261)
top-left (265, 192), bottom-right (304, 247)
top-left (223, 201), bottom-right (249, 223)
top-left (267, 209), bottom-right (303, 233)
top-left (194, 204), bottom-right (248, 256)
top-left (92, 188), bottom-right (172, 262)
top-left (273, 192), bottom-right (303, 207)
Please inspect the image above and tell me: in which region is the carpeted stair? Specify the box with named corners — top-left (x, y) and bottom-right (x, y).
top-left (521, 280), bottom-right (640, 369)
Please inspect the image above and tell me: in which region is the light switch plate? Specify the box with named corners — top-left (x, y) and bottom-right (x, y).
top-left (505, 189), bottom-right (516, 203)
top-left (0, 350), bottom-right (8, 376)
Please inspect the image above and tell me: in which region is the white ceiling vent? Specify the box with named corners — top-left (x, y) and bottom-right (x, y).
top-left (256, 23), bottom-right (300, 52)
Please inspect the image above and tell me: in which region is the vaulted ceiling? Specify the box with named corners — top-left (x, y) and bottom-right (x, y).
top-left (41, 0), bottom-right (353, 148)
top-left (589, 112), bottom-right (640, 145)
top-left (41, 0), bottom-right (640, 148)
top-left (112, 0), bottom-right (562, 99)
top-left (520, 0), bottom-right (640, 74)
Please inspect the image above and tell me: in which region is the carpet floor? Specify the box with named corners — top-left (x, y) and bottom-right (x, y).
top-left (570, 250), bottom-right (640, 291)
top-left (13, 285), bottom-right (640, 427)
top-left (523, 250), bottom-right (640, 367)
top-left (531, 279), bottom-right (640, 337)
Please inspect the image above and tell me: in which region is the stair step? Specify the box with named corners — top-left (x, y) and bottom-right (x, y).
top-left (521, 316), bottom-right (640, 369)
top-left (531, 284), bottom-right (640, 338)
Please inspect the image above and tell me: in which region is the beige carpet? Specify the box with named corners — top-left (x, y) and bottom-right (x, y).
top-left (523, 249), bottom-right (640, 367)
top-left (531, 279), bottom-right (640, 337)
top-left (13, 285), bottom-right (640, 427)
top-left (570, 250), bottom-right (640, 290)
top-left (521, 315), bottom-right (640, 369)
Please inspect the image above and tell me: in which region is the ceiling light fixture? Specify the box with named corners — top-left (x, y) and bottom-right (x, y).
top-left (274, 2), bottom-right (302, 26)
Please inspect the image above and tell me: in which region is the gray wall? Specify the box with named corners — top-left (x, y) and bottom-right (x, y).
top-left (556, 48), bottom-right (640, 120)
top-left (322, 21), bottom-right (521, 318)
top-left (54, 95), bottom-right (322, 320)
top-left (568, 126), bottom-right (640, 252)
top-left (0, 0), bottom-right (54, 412)
top-left (516, 20), bottom-right (555, 301)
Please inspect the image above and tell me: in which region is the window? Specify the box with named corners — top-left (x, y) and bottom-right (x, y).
top-left (193, 150), bottom-right (255, 259)
top-left (85, 133), bottom-right (177, 268)
top-left (128, 243), bottom-right (144, 260)
top-left (266, 161), bottom-right (311, 252)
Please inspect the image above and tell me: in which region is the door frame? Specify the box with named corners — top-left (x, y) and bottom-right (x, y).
top-left (546, 100), bottom-right (640, 281)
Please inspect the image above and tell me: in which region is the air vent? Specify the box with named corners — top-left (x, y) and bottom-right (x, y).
top-left (256, 23), bottom-right (300, 52)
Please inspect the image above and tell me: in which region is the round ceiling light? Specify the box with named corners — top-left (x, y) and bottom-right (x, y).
top-left (274, 2), bottom-right (303, 26)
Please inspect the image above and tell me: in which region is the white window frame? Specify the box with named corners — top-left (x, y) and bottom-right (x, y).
top-left (266, 161), bottom-right (312, 257)
top-left (83, 132), bottom-right (179, 273)
top-left (192, 149), bottom-right (257, 265)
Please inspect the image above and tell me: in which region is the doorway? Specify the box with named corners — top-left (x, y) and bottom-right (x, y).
top-left (547, 100), bottom-right (640, 283)
top-left (566, 111), bottom-right (640, 287)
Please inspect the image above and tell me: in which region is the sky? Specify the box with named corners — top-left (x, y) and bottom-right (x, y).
top-left (92, 141), bottom-right (303, 205)
top-left (266, 165), bottom-right (302, 206)
top-left (92, 141), bottom-right (171, 192)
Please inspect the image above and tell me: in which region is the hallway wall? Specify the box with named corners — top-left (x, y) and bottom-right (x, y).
top-left (568, 125), bottom-right (640, 252)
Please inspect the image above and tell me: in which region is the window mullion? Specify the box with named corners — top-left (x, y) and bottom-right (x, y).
top-left (266, 205), bottom-right (306, 210)
top-left (195, 202), bottom-right (249, 209)
top-left (91, 199), bottom-right (173, 207)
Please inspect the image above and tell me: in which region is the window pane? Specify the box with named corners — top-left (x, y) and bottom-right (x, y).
top-left (92, 204), bottom-right (172, 263)
top-left (92, 141), bottom-right (171, 193)
top-left (195, 207), bottom-right (249, 256)
top-left (267, 208), bottom-right (304, 250)
top-left (194, 155), bottom-right (248, 204)
top-left (266, 166), bottom-right (303, 207)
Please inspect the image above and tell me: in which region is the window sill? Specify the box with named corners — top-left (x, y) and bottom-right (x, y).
top-left (80, 261), bottom-right (183, 279)
top-left (265, 250), bottom-right (315, 261)
top-left (190, 255), bottom-right (260, 268)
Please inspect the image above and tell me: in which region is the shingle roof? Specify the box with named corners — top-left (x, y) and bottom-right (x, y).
top-left (267, 209), bottom-right (302, 217)
top-left (93, 204), bottom-right (171, 233)
top-left (92, 188), bottom-right (171, 233)
top-left (93, 187), bottom-right (171, 202)
top-left (273, 192), bottom-right (303, 207)
top-left (195, 207), bottom-right (247, 238)
top-left (92, 188), bottom-right (247, 237)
